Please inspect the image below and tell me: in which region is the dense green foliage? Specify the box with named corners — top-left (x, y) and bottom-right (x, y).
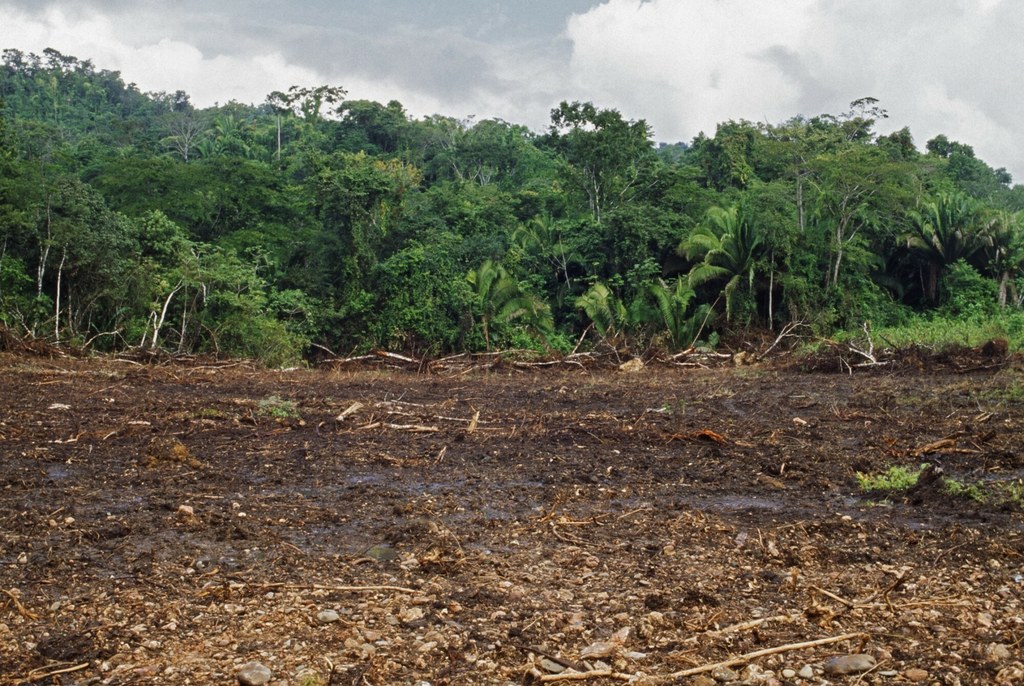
top-left (2, 51), bottom-right (1023, 363)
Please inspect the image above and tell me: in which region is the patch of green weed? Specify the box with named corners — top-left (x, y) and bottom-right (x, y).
top-left (856, 464), bottom-right (925, 493)
top-left (258, 395), bottom-right (300, 420)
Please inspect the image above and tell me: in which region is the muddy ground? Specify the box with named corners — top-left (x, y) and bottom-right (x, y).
top-left (1, 352), bottom-right (1022, 685)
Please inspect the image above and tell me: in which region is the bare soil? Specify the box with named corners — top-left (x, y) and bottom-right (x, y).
top-left (1, 353), bottom-right (1022, 685)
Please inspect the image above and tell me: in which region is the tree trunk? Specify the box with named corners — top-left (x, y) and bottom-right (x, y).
top-left (54, 246), bottom-right (66, 343)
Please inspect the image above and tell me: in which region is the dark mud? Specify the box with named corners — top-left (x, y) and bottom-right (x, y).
top-left (1, 354), bottom-right (1022, 684)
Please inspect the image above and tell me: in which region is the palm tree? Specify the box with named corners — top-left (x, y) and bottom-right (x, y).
top-left (467, 260), bottom-right (552, 349)
top-left (575, 282), bottom-right (628, 345)
top-left (645, 277), bottom-right (711, 349)
top-left (979, 210), bottom-right (1024, 308)
top-left (904, 192), bottom-right (984, 304)
top-left (680, 205), bottom-right (765, 322)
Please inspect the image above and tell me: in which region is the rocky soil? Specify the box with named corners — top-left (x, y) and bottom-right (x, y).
top-left (1, 352), bottom-right (1022, 685)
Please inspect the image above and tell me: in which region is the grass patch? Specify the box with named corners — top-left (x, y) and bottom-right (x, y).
top-left (855, 464), bottom-right (924, 493)
top-left (257, 395), bottom-right (301, 420)
top-left (857, 464), bottom-right (1021, 508)
top-left (940, 477), bottom-right (987, 503)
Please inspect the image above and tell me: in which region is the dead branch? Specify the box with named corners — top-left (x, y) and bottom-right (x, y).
top-left (3, 588), bottom-right (38, 620)
top-left (709, 613), bottom-right (799, 635)
top-left (335, 401), bottom-right (364, 421)
top-left (666, 429), bottom-right (728, 444)
top-left (253, 582), bottom-right (418, 594)
top-left (810, 585), bottom-right (858, 608)
top-left (539, 668), bottom-right (634, 682)
top-left (24, 662), bottom-right (90, 681)
top-left (761, 320), bottom-right (807, 357)
top-left (651, 632), bottom-right (867, 682)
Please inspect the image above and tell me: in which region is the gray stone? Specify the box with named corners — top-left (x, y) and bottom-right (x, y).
top-left (823, 654), bottom-right (876, 675)
top-left (798, 665), bottom-right (815, 679)
top-left (316, 609), bottom-right (340, 624)
top-left (236, 661), bottom-right (272, 686)
top-left (986, 643), bottom-right (1012, 663)
top-left (781, 669), bottom-right (797, 678)
top-left (538, 658), bottom-right (565, 674)
top-left (711, 665), bottom-right (740, 681)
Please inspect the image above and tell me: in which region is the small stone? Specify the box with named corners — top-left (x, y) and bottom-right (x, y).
top-left (986, 643), bottom-right (1012, 663)
top-left (538, 658), bottom-right (565, 674)
top-left (903, 667), bottom-right (929, 682)
top-left (782, 669), bottom-right (796, 678)
top-left (316, 609), bottom-right (340, 624)
top-left (177, 505), bottom-right (194, 517)
top-left (691, 677), bottom-right (716, 686)
top-left (798, 665), bottom-right (815, 679)
top-left (824, 654), bottom-right (876, 675)
top-left (236, 661), bottom-right (272, 686)
top-left (711, 665), bottom-right (739, 681)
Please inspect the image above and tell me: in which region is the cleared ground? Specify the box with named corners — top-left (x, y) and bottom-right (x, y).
top-left (1, 353), bottom-right (1022, 685)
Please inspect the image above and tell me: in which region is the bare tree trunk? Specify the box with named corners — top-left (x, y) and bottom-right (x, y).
top-left (151, 281), bottom-right (184, 350)
top-left (54, 246), bottom-right (66, 343)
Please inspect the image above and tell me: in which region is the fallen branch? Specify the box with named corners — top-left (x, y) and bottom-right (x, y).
top-left (25, 662), bottom-right (90, 681)
top-left (539, 668), bottom-right (634, 682)
top-left (709, 613), bottom-right (799, 635)
top-left (2, 588), bottom-right (38, 620)
top-left (810, 585), bottom-right (858, 609)
top-left (253, 582), bottom-right (418, 594)
top-left (335, 401), bottom-right (364, 421)
top-left (666, 429), bottom-right (728, 445)
top-left (358, 422), bottom-right (440, 433)
top-left (651, 632), bottom-right (867, 682)
top-left (761, 320), bottom-right (807, 357)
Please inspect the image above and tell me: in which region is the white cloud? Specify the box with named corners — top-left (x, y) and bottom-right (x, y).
top-left (564, 0), bottom-right (1024, 181)
top-left (0, 4), bottom-right (323, 105)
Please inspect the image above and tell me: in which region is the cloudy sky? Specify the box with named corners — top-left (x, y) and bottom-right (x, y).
top-left (2, 0), bottom-right (1022, 181)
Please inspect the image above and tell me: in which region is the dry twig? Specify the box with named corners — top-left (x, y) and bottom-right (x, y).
top-left (2, 588), bottom-right (38, 620)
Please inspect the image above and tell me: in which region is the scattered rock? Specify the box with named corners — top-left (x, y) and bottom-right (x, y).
top-left (987, 643), bottom-right (1013, 663)
top-left (580, 627), bottom-right (630, 659)
top-left (798, 665), bottom-right (815, 679)
top-left (236, 661), bottom-right (271, 686)
top-left (177, 504), bottom-right (194, 517)
top-left (538, 657), bottom-right (565, 674)
top-left (823, 654), bottom-right (876, 675)
top-left (711, 665), bottom-right (740, 681)
top-left (782, 668), bottom-right (796, 678)
top-left (691, 676), bottom-right (716, 686)
top-left (904, 668), bottom-right (929, 682)
top-left (316, 609), bottom-right (340, 624)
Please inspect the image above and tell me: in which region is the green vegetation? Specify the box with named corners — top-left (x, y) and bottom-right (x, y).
top-left (2, 51), bottom-right (1023, 364)
top-left (856, 464), bottom-right (925, 493)
top-left (857, 463), bottom-right (1019, 507)
top-left (257, 396), bottom-right (300, 420)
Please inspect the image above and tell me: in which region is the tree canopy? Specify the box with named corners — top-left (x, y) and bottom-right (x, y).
top-left (2, 48), bottom-right (1023, 363)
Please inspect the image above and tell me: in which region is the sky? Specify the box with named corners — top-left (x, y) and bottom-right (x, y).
top-left (2, 0), bottom-right (1022, 182)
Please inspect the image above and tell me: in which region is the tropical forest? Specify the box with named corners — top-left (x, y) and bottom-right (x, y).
top-left (2, 47), bottom-right (1024, 365)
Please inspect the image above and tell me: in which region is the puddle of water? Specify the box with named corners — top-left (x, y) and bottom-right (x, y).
top-left (46, 464), bottom-right (72, 481)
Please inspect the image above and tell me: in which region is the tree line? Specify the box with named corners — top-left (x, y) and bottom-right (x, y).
top-left (2, 48), bottom-right (1023, 364)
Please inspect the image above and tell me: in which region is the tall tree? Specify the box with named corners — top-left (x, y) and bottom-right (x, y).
top-left (547, 101), bottom-right (655, 224)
